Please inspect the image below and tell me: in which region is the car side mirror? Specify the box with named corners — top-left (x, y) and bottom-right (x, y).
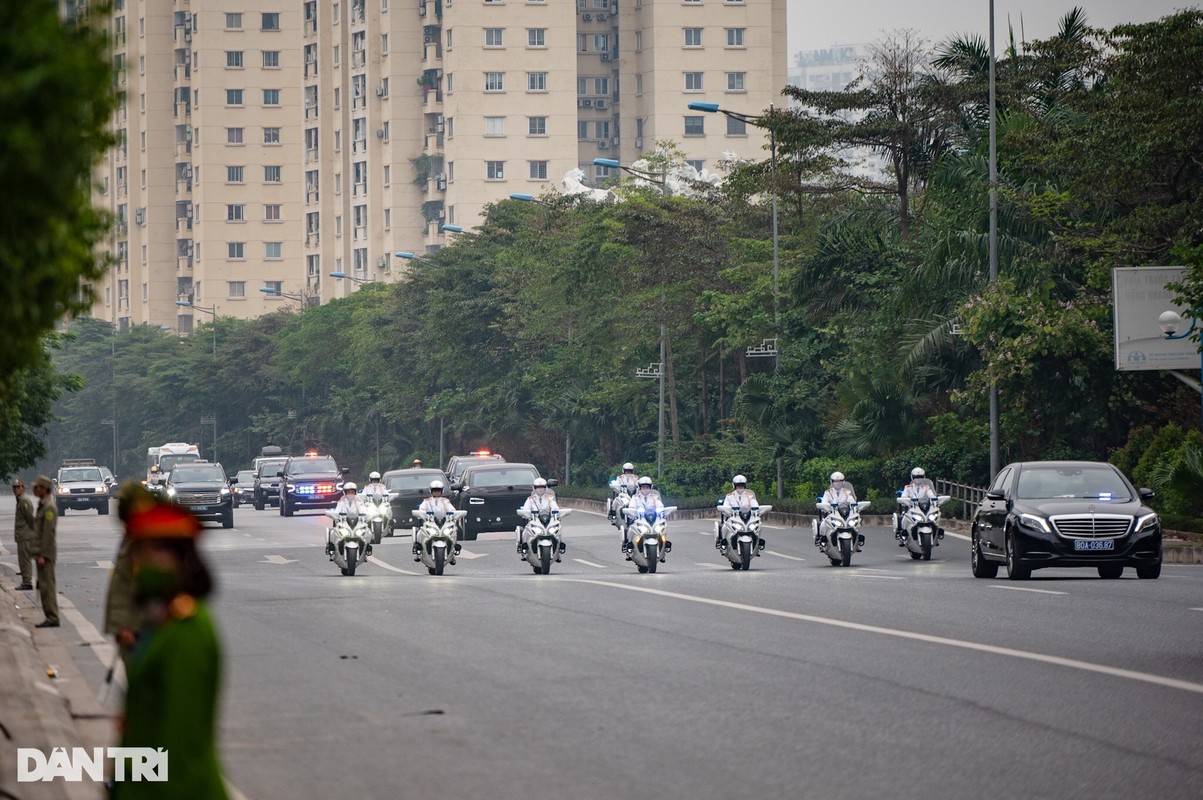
top-left (229, 478), bottom-right (238, 485)
top-left (451, 482), bottom-right (464, 491)
top-left (341, 468), bottom-right (351, 475)
top-left (547, 479), bottom-right (559, 487)
top-left (276, 471), bottom-right (285, 477)
top-left (1139, 487), bottom-right (1156, 501)
top-left (985, 489), bottom-right (1006, 502)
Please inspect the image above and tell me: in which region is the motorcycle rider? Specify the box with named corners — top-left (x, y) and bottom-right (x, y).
top-left (608, 462), bottom-right (639, 520)
top-left (896, 467), bottom-right (937, 542)
top-left (717, 475), bottom-right (758, 548)
top-left (518, 478), bottom-right (564, 559)
top-left (327, 482), bottom-right (367, 559)
top-left (361, 471), bottom-right (389, 500)
top-left (818, 471), bottom-right (861, 550)
top-left (418, 480), bottom-right (456, 515)
top-left (622, 476), bottom-right (664, 558)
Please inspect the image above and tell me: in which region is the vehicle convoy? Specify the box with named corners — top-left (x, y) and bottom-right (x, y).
top-left (411, 507), bottom-right (466, 576)
top-left (164, 462), bottom-right (234, 528)
top-left (444, 449), bottom-right (506, 484)
top-left (381, 467), bottom-right (448, 531)
top-left (971, 461), bottom-right (1162, 580)
top-left (146, 443), bottom-right (202, 492)
top-left (253, 456), bottom-right (290, 510)
top-left (516, 507), bottom-right (572, 575)
top-left (621, 506), bottom-right (676, 574)
top-left (278, 452), bottom-right (347, 517)
top-left (54, 459), bottom-right (113, 515)
top-left (716, 504), bottom-right (771, 570)
top-left (449, 462), bottom-right (551, 539)
top-left (814, 499), bottom-right (870, 567)
top-left (324, 509), bottom-right (370, 576)
top-left (895, 493), bottom-right (949, 561)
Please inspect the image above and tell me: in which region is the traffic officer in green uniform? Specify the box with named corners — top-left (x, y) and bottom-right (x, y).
top-left (111, 498), bottom-right (229, 800)
top-left (104, 483), bottom-right (154, 674)
top-left (11, 477), bottom-right (35, 589)
top-left (30, 475), bottom-right (59, 628)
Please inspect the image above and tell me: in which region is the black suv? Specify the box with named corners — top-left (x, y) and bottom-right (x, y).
top-left (450, 462), bottom-right (552, 539)
top-left (279, 454), bottom-right (347, 517)
top-left (252, 457), bottom-right (290, 510)
top-left (445, 450), bottom-right (506, 484)
top-left (971, 461), bottom-right (1161, 580)
top-left (165, 462), bottom-right (234, 528)
top-left (381, 467), bottom-right (449, 524)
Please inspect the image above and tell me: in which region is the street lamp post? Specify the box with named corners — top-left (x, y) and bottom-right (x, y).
top-left (175, 299), bottom-right (216, 357)
top-left (328, 271), bottom-right (373, 286)
top-left (260, 286), bottom-right (306, 302)
top-left (988, 0), bottom-right (1001, 480)
top-left (1159, 310), bottom-right (1203, 429)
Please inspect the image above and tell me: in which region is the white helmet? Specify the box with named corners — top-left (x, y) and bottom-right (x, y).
top-left (911, 467), bottom-right (925, 479)
top-left (733, 475), bottom-right (748, 486)
top-left (622, 462), bottom-right (635, 472)
top-left (430, 480), bottom-right (444, 491)
top-left (534, 478), bottom-right (548, 488)
top-left (638, 476), bottom-right (653, 487)
top-left (343, 482), bottom-right (358, 492)
top-left (830, 471), bottom-right (845, 483)
top-left (369, 471), bottom-right (381, 481)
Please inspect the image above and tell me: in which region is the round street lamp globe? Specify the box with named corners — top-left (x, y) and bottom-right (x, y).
top-left (1159, 310), bottom-right (1183, 335)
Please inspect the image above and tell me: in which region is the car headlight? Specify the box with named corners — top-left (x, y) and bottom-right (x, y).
top-left (220, 487), bottom-right (231, 495)
top-left (1134, 513), bottom-right (1159, 533)
top-left (1019, 513), bottom-right (1052, 534)
top-left (166, 487), bottom-right (177, 498)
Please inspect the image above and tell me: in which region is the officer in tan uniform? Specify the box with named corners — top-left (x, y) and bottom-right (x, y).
top-left (11, 477), bottom-right (35, 589)
top-left (29, 475), bottom-right (59, 627)
top-left (105, 482), bottom-right (154, 671)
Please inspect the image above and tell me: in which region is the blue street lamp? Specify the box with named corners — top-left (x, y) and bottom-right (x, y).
top-left (1159, 310), bottom-right (1203, 429)
top-left (260, 287), bottom-right (304, 301)
top-left (440, 224), bottom-right (463, 234)
top-left (328, 271), bottom-right (372, 285)
top-left (509, 193), bottom-right (536, 203)
top-left (175, 299), bottom-right (216, 356)
top-left (396, 251), bottom-right (435, 266)
top-left (592, 157), bottom-right (668, 195)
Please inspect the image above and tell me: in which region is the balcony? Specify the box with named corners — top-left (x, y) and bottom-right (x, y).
top-left (306, 232), bottom-right (320, 248)
top-left (177, 256), bottom-right (194, 271)
top-left (176, 218), bottom-right (193, 234)
top-left (422, 90), bottom-right (443, 112)
top-left (424, 133), bottom-right (444, 152)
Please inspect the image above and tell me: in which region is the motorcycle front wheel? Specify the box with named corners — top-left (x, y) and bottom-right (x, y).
top-left (739, 540), bottom-right (753, 571)
top-left (839, 538), bottom-right (853, 567)
top-left (645, 543), bottom-right (658, 573)
top-left (345, 549), bottom-right (358, 576)
top-left (540, 544), bottom-right (552, 575)
top-left (921, 531), bottom-right (932, 561)
top-left (430, 547), bottom-right (446, 576)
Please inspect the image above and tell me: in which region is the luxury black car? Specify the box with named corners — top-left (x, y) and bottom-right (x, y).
top-left (450, 462), bottom-right (552, 539)
top-left (165, 462), bottom-right (234, 528)
top-left (278, 453), bottom-right (347, 517)
top-left (971, 461), bottom-right (1161, 580)
top-left (381, 467), bottom-right (449, 523)
top-left (232, 470), bottom-right (256, 508)
top-left (252, 457), bottom-right (290, 510)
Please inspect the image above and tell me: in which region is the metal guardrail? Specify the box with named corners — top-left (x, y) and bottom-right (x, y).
top-left (936, 479), bottom-right (987, 520)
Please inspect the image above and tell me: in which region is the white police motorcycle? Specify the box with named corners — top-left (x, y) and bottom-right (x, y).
top-left (324, 510), bottom-right (371, 576)
top-left (411, 508), bottom-right (466, 576)
top-left (622, 506), bottom-right (676, 574)
top-left (516, 508), bottom-right (573, 575)
top-left (894, 492), bottom-right (949, 561)
top-left (361, 491), bottom-right (393, 544)
top-left (716, 504), bottom-right (772, 570)
top-left (813, 499), bottom-right (871, 567)
top-left (608, 480), bottom-right (633, 533)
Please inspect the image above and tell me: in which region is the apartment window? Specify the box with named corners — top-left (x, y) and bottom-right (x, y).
top-left (726, 115), bottom-right (746, 135)
top-left (486, 161), bottom-right (505, 180)
top-left (384, 208), bottom-right (391, 229)
top-left (577, 77), bottom-right (588, 96)
top-left (594, 164), bottom-right (614, 181)
top-left (447, 74), bottom-right (453, 93)
top-left (684, 116), bottom-right (704, 136)
top-left (447, 117), bottom-right (454, 137)
top-left (226, 51), bottom-right (243, 68)
top-left (334, 87), bottom-right (341, 109)
top-left (383, 165), bottom-right (390, 185)
top-left (485, 72), bottom-right (504, 92)
top-left (265, 280), bottom-right (283, 295)
top-left (333, 45), bottom-right (340, 65)
top-left (381, 33), bottom-right (389, 54)
top-left (529, 161), bottom-right (548, 180)
top-left (264, 127), bottom-right (281, 144)
top-left (307, 255), bottom-right (319, 276)
top-left (380, 77), bottom-right (389, 97)
top-left (263, 89), bottom-right (281, 106)
top-left (578, 121), bottom-right (589, 140)
top-left (484, 116), bottom-right (505, 136)
top-left (227, 165), bottom-right (244, 183)
top-left (265, 204), bottom-right (282, 221)
top-left (726, 28), bottom-right (745, 47)
top-left (448, 162), bottom-right (455, 181)
top-left (263, 50), bottom-right (280, 68)
top-left (594, 120), bottom-right (610, 139)
top-left (228, 242), bottom-right (245, 258)
top-left (335, 130), bottom-right (342, 151)
top-left (592, 0), bottom-right (607, 7)
top-left (228, 281), bottom-right (246, 298)
top-left (139, 55), bottom-right (145, 75)
top-left (726, 72), bottom-right (746, 92)
top-left (380, 120), bottom-right (390, 141)
top-left (528, 116), bottom-right (547, 136)
top-left (578, 33), bottom-right (587, 53)
top-left (636, 73), bottom-right (644, 95)
top-left (687, 160), bottom-right (704, 173)
top-left (527, 28), bottom-right (546, 47)
top-left (226, 127), bottom-right (244, 144)
top-left (265, 242), bottom-right (282, 259)
top-left (226, 89), bottom-right (244, 105)
top-left (594, 77), bottom-right (610, 95)
top-left (635, 31), bottom-right (643, 51)
top-left (684, 28), bottom-right (702, 47)
top-left (446, 28), bottom-right (453, 48)
top-left (261, 13), bottom-right (280, 30)
top-left (227, 204), bottom-right (245, 222)
top-left (528, 72), bottom-right (547, 92)
top-left (593, 33), bottom-right (608, 51)
top-left (485, 28), bottom-right (504, 47)
top-left (684, 72), bottom-right (703, 92)
top-left (684, 0), bottom-right (701, 3)
top-left (225, 12), bottom-right (242, 29)
top-left (264, 165), bottom-right (282, 183)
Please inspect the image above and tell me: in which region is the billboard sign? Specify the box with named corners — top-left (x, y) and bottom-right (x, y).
top-left (1112, 266), bottom-right (1197, 371)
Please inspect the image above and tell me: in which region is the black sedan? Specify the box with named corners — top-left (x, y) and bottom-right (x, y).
top-left (381, 468), bottom-right (449, 527)
top-left (971, 460), bottom-right (1161, 580)
top-left (164, 462), bottom-right (234, 528)
top-left (451, 463), bottom-right (552, 540)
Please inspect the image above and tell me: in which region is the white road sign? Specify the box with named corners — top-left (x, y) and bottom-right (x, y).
top-left (1112, 266), bottom-right (1198, 371)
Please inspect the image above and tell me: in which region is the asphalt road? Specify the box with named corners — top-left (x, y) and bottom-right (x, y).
top-left (11, 501), bottom-right (1203, 799)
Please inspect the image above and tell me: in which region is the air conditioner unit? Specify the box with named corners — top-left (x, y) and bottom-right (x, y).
top-left (434, 172), bottom-right (446, 183)
top-left (183, 241), bottom-right (193, 254)
top-left (436, 176), bottom-right (447, 190)
top-left (377, 257), bottom-right (388, 268)
top-left (435, 122), bottom-right (444, 133)
top-left (583, 13), bottom-right (592, 20)
top-left (597, 12), bottom-right (607, 21)
top-left (595, 99), bottom-right (608, 110)
top-left (635, 137), bottom-right (643, 149)
top-left (423, 33), bottom-right (434, 43)
top-left (185, 206), bottom-right (193, 219)
top-left (580, 98), bottom-right (594, 107)
top-left (184, 128), bottom-right (192, 141)
top-left (418, 2), bottom-right (427, 15)
top-left (375, 86), bottom-right (385, 97)
top-left (135, 208), bottom-right (145, 225)
top-left (184, 31), bottom-right (191, 42)
top-left (600, 53), bottom-right (612, 61)
top-left (181, 164), bottom-right (192, 178)
top-left (376, 127), bottom-right (385, 139)
top-left (611, 137), bottom-right (619, 147)
top-left (597, 139), bottom-right (609, 149)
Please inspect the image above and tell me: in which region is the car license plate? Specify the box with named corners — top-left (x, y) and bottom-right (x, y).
top-left (1073, 539), bottom-right (1114, 551)
top-left (193, 505), bottom-right (209, 511)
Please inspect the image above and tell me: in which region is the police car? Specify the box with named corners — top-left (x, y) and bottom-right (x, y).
top-left (278, 451), bottom-right (349, 517)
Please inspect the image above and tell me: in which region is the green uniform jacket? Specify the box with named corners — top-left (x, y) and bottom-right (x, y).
top-left (13, 495), bottom-right (35, 541)
top-left (30, 499), bottom-right (56, 559)
top-left (111, 600), bottom-right (229, 800)
top-left (103, 536), bottom-right (144, 637)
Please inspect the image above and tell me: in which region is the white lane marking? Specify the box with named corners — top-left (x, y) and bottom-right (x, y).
top-left (945, 531), bottom-right (971, 542)
top-left (367, 555), bottom-right (421, 576)
top-left (566, 579), bottom-right (1203, 695)
top-left (857, 567), bottom-right (893, 573)
top-left (766, 551), bottom-right (806, 562)
top-left (843, 573), bottom-right (906, 581)
top-left (474, 532), bottom-right (514, 541)
top-left (456, 549), bottom-right (487, 560)
top-left (261, 554), bottom-right (298, 565)
top-left (573, 558), bottom-right (608, 569)
top-left (990, 585), bottom-right (1067, 596)
top-left (695, 562), bottom-right (727, 570)
top-left (90, 560), bottom-right (115, 570)
top-left (1190, 608), bottom-right (1203, 612)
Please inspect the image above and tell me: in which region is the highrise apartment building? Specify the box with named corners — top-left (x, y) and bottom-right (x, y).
top-left (90, 0), bottom-right (785, 329)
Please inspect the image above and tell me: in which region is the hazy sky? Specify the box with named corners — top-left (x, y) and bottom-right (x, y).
top-left (789, 0), bottom-right (1198, 56)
